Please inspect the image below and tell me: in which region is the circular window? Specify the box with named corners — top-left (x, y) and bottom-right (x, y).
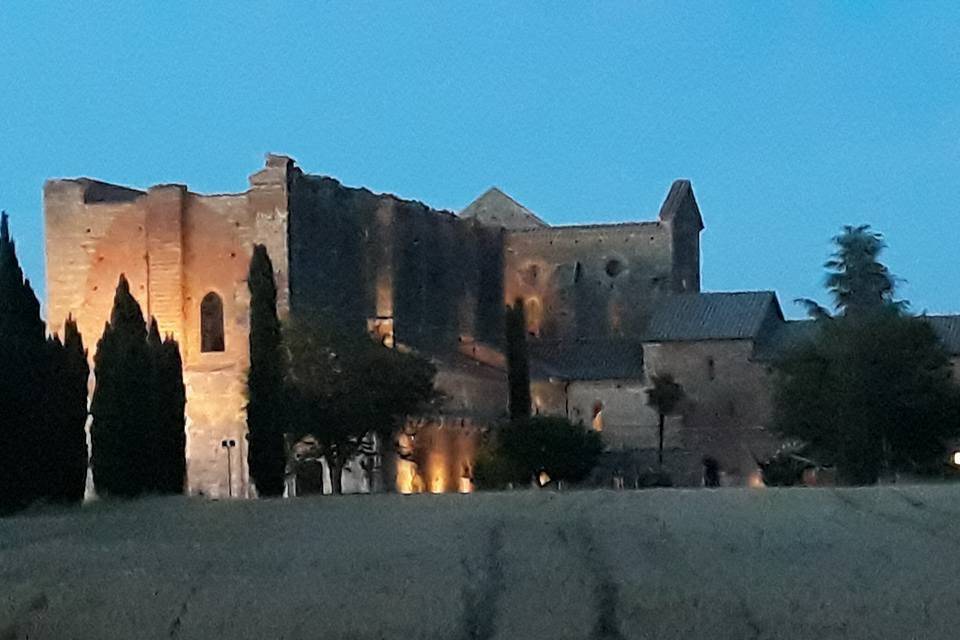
top-left (605, 259), bottom-right (624, 277)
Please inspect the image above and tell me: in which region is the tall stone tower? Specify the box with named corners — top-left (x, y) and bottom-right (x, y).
top-left (44, 155), bottom-right (293, 498)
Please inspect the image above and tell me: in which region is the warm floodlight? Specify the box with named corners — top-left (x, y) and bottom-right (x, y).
top-left (952, 451), bottom-right (960, 467)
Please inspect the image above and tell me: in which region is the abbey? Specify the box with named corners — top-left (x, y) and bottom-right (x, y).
top-left (45, 155), bottom-right (960, 495)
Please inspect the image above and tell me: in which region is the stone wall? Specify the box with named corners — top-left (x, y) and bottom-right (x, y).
top-left (528, 338), bottom-right (781, 486)
top-left (643, 339), bottom-right (780, 482)
top-left (531, 379), bottom-right (662, 447)
top-left (286, 174), bottom-right (504, 348)
top-left (43, 158), bottom-right (291, 499)
top-left (503, 222), bottom-right (675, 340)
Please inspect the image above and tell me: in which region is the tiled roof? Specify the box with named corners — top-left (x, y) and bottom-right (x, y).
top-left (753, 320), bottom-right (821, 362)
top-left (528, 340), bottom-right (645, 381)
top-left (753, 314), bottom-right (960, 361)
top-left (643, 292), bottom-right (781, 343)
top-left (921, 315), bottom-right (960, 355)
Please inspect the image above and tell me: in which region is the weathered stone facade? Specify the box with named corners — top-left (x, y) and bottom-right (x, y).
top-left (501, 182), bottom-right (701, 341)
top-left (45, 159), bottom-right (291, 497)
top-left (48, 153), bottom-right (882, 494)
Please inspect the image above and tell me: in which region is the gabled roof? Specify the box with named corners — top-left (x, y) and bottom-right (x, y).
top-left (643, 292), bottom-right (781, 343)
top-left (528, 340), bottom-right (645, 381)
top-left (460, 187), bottom-right (549, 230)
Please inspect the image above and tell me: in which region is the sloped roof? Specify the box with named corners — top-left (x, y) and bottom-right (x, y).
top-left (528, 340), bottom-right (645, 381)
top-left (644, 292), bottom-right (781, 343)
top-left (921, 315), bottom-right (960, 355)
top-left (460, 187), bottom-right (549, 229)
top-left (753, 314), bottom-right (960, 361)
top-left (753, 319), bottom-right (821, 362)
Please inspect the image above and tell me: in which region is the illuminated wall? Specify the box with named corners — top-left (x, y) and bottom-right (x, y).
top-left (396, 420), bottom-right (482, 494)
top-left (44, 156), bottom-right (292, 498)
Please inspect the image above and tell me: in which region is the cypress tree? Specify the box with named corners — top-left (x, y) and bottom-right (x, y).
top-left (0, 213), bottom-right (45, 513)
top-left (90, 275), bottom-right (152, 497)
top-left (37, 324), bottom-right (90, 505)
top-left (246, 244), bottom-right (287, 497)
top-left (148, 319), bottom-right (186, 494)
top-left (505, 297), bottom-right (531, 422)
top-left (36, 334), bottom-right (68, 502)
top-left (59, 317), bottom-right (90, 503)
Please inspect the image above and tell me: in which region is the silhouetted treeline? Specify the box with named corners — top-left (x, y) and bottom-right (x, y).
top-left (0, 213), bottom-right (188, 514)
top-left (0, 214), bottom-right (90, 513)
top-left (90, 276), bottom-right (186, 497)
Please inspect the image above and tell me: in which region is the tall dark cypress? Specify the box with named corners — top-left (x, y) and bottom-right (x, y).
top-left (148, 319), bottom-right (186, 494)
top-left (505, 297), bottom-right (531, 422)
top-left (37, 333), bottom-right (68, 502)
top-left (0, 213), bottom-right (46, 513)
top-left (90, 275), bottom-right (152, 497)
top-left (59, 317), bottom-right (90, 503)
top-left (246, 244), bottom-right (287, 497)
top-left (38, 322), bottom-right (90, 505)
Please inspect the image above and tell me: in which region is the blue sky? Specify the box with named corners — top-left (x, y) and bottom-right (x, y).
top-left (1, 2), bottom-right (957, 318)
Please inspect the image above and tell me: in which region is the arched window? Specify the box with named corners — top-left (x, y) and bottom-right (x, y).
top-left (592, 402), bottom-right (604, 432)
top-left (200, 292), bottom-right (225, 353)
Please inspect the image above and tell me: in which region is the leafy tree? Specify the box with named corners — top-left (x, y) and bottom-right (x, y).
top-left (0, 212), bottom-right (46, 512)
top-left (246, 244), bottom-right (287, 497)
top-left (775, 226), bottom-right (960, 484)
top-left (472, 438), bottom-right (524, 490)
top-left (282, 318), bottom-right (438, 495)
top-left (361, 339), bottom-right (438, 492)
top-left (474, 417), bottom-right (603, 489)
top-left (775, 308), bottom-right (960, 484)
top-left (505, 298), bottom-right (531, 422)
top-left (645, 373), bottom-right (684, 470)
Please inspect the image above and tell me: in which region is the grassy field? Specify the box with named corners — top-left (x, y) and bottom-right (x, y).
top-left (2, 485), bottom-right (960, 639)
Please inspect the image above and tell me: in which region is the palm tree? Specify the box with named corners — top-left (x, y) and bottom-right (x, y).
top-left (645, 373), bottom-right (684, 470)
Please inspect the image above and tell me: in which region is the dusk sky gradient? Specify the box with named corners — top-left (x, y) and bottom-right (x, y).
top-left (1, 2), bottom-right (958, 318)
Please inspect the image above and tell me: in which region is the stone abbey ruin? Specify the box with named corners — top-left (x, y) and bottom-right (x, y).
top-left (44, 154), bottom-right (960, 495)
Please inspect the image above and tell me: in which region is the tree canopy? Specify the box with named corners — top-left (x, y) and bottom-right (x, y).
top-left (798, 224), bottom-right (902, 319)
top-left (474, 416), bottom-right (603, 489)
top-left (282, 317), bottom-right (438, 494)
top-left (774, 226), bottom-right (960, 484)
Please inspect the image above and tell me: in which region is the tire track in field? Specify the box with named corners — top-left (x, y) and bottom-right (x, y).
top-left (889, 487), bottom-right (960, 520)
top-left (558, 523), bottom-right (626, 640)
top-left (0, 592), bottom-right (48, 640)
top-left (457, 523), bottom-right (504, 640)
top-left (830, 489), bottom-right (958, 544)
